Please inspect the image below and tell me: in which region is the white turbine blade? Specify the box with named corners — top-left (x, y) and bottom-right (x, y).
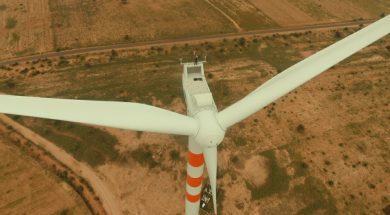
top-left (0, 95), bottom-right (199, 136)
top-left (217, 15), bottom-right (390, 129)
top-left (203, 147), bottom-right (217, 214)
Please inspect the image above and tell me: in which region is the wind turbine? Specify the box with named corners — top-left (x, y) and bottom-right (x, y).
top-left (1, 15), bottom-right (389, 215)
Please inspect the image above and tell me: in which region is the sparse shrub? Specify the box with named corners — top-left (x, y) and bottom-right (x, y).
top-left (300, 162), bottom-right (308, 169)
top-left (217, 187), bottom-right (225, 213)
top-left (131, 146), bottom-right (158, 168)
top-left (296, 124), bottom-right (305, 134)
top-left (5, 79), bottom-right (16, 88)
top-left (238, 37), bottom-right (246, 46)
top-left (156, 47), bottom-right (164, 52)
top-left (206, 44), bottom-right (214, 50)
top-left (362, 161), bottom-right (368, 167)
top-left (334, 31), bottom-right (342, 38)
top-left (136, 131), bottom-right (143, 139)
top-left (234, 136), bottom-right (247, 146)
top-left (169, 150), bottom-right (180, 161)
top-left (111, 49), bottom-right (118, 58)
top-left (58, 57), bottom-right (69, 66)
top-left (380, 13), bottom-right (385, 18)
top-left (0, 4), bottom-right (6, 11)
top-left (235, 201), bottom-right (244, 210)
top-left (327, 180), bottom-right (334, 186)
top-left (230, 155), bottom-right (239, 164)
top-left (11, 33), bottom-right (19, 41)
top-left (368, 183), bottom-right (376, 189)
top-left (383, 204), bottom-right (390, 215)
top-left (59, 209), bottom-right (70, 215)
top-left (58, 170), bottom-right (69, 180)
top-left (75, 185), bottom-right (84, 194)
top-left (121, 0), bottom-right (128, 4)
top-left (6, 17), bottom-right (17, 29)
top-left (207, 73), bottom-right (214, 79)
top-left (324, 160), bottom-right (331, 166)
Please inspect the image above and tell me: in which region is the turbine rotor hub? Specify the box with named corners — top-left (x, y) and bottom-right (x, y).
top-left (193, 110), bottom-right (225, 148)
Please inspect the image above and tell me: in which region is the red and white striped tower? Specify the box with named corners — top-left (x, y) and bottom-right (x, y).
top-left (185, 137), bottom-right (204, 215)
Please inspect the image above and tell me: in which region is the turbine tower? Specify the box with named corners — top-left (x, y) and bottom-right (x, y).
top-left (1, 15), bottom-right (389, 215)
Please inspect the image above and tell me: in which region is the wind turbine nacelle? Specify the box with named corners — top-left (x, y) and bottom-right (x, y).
top-left (194, 110), bottom-right (225, 148)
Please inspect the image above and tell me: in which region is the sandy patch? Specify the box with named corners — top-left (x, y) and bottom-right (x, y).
top-left (98, 163), bottom-right (184, 215)
top-left (239, 155), bottom-right (269, 187)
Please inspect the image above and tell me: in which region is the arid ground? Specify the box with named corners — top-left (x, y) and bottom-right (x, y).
top-left (0, 1), bottom-right (390, 215)
top-left (1, 24), bottom-right (389, 214)
top-left (0, 124), bottom-right (91, 215)
top-left (1, 0), bottom-right (390, 59)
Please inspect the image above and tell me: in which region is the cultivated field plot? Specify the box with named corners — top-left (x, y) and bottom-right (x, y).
top-left (2, 0), bottom-right (390, 60)
top-left (49, 0), bottom-right (235, 50)
top-left (0, 28), bottom-right (389, 214)
top-left (208, 0), bottom-right (390, 29)
top-left (0, 133), bottom-right (91, 215)
top-left (0, 0), bottom-right (54, 60)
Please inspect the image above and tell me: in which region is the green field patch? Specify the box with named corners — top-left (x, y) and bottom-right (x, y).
top-left (258, 41), bottom-right (301, 73)
top-left (352, 80), bottom-right (373, 94)
top-left (294, 176), bottom-right (337, 215)
top-left (0, 4), bottom-right (7, 11)
top-left (5, 18), bottom-right (17, 29)
top-left (130, 145), bottom-right (158, 169)
top-left (16, 118), bottom-right (118, 167)
top-left (246, 150), bottom-right (290, 200)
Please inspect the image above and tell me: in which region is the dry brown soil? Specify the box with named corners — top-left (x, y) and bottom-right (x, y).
top-left (0, 126), bottom-right (91, 215)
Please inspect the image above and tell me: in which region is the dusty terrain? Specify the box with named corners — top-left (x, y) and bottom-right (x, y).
top-left (1, 0), bottom-right (390, 61)
top-left (0, 114), bottom-right (121, 215)
top-left (0, 126), bottom-right (91, 215)
top-left (206, 0), bottom-right (390, 30)
top-left (0, 25), bottom-right (389, 215)
top-left (0, 0), bottom-right (54, 59)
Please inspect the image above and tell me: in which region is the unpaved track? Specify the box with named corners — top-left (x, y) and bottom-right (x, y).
top-left (0, 114), bottom-right (122, 215)
top-left (0, 19), bottom-right (374, 66)
top-left (204, 0), bottom-right (243, 31)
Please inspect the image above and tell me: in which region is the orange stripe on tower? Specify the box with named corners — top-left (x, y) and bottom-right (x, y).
top-left (187, 175), bottom-right (203, 187)
top-left (188, 151), bottom-right (204, 167)
top-left (186, 192), bottom-right (201, 203)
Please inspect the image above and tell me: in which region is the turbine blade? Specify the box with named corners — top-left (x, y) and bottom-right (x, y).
top-left (203, 147), bottom-right (217, 214)
top-left (217, 15), bottom-right (390, 129)
top-left (0, 95), bottom-right (199, 136)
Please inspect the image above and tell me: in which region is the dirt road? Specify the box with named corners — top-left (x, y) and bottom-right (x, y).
top-left (204, 0), bottom-right (243, 32)
top-left (0, 114), bottom-right (122, 215)
top-left (0, 19), bottom-right (374, 66)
